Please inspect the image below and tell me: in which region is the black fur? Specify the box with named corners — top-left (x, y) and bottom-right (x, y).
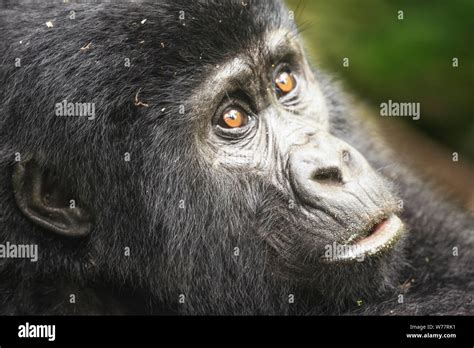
top-left (0, 0), bottom-right (472, 315)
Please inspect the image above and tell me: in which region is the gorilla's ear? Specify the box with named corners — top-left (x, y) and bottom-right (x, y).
top-left (12, 158), bottom-right (93, 237)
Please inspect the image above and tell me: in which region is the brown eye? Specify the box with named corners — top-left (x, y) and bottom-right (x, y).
top-left (219, 107), bottom-right (248, 129)
top-left (275, 70), bottom-right (296, 95)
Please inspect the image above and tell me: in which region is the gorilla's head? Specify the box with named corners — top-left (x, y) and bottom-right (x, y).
top-left (4, 0), bottom-right (406, 314)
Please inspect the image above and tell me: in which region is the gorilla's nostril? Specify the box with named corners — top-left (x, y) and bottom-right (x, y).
top-left (312, 167), bottom-right (343, 185)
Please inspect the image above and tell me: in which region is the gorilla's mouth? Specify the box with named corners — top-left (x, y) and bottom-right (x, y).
top-left (324, 214), bottom-right (404, 262)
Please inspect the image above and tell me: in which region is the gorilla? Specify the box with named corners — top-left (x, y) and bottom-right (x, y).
top-left (0, 0), bottom-right (472, 315)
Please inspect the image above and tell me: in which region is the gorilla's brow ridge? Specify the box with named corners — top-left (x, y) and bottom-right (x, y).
top-left (204, 30), bottom-right (299, 97)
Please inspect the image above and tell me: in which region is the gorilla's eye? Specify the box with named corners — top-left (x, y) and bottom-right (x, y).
top-left (219, 107), bottom-right (248, 129)
top-left (275, 69), bottom-right (296, 97)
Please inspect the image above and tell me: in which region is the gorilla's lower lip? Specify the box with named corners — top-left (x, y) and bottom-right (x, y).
top-left (323, 214), bottom-right (404, 262)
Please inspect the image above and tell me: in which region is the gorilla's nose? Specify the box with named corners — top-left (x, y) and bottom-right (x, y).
top-left (288, 132), bottom-right (365, 200)
top-left (312, 166), bottom-right (344, 185)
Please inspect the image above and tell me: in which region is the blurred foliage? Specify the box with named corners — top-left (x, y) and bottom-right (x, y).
top-left (286, 0), bottom-right (474, 160)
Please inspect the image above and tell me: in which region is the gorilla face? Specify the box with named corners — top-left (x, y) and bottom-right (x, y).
top-left (191, 29), bottom-right (404, 275)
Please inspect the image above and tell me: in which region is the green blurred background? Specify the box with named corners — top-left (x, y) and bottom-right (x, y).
top-left (286, 0), bottom-right (474, 161)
